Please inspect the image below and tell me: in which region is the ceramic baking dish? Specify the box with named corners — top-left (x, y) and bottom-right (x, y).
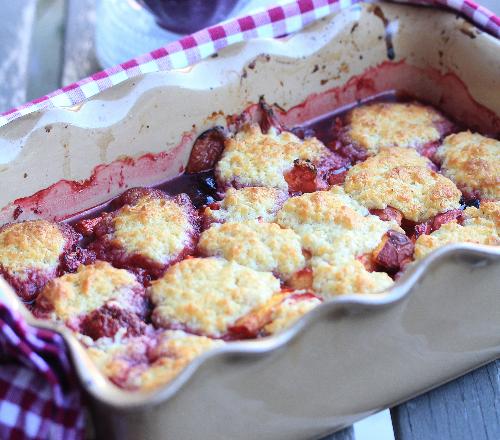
top-left (0, 2), bottom-right (499, 439)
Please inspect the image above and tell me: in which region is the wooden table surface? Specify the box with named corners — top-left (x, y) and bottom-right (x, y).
top-left (0, 1), bottom-right (498, 439)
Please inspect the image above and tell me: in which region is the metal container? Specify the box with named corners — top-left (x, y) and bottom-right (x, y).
top-left (0, 3), bottom-right (499, 439)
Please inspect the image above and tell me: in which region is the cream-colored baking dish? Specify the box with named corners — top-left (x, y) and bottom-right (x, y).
top-left (0, 2), bottom-right (499, 439)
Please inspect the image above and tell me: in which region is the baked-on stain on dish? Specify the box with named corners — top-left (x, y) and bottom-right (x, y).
top-left (1, 61), bottom-right (499, 226)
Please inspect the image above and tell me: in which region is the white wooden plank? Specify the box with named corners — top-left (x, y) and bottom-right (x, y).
top-left (391, 360), bottom-right (500, 440)
top-left (62, 0), bottom-right (100, 86)
top-left (354, 410), bottom-right (395, 440)
top-left (0, 0), bottom-right (37, 112)
top-left (25, 0), bottom-right (66, 101)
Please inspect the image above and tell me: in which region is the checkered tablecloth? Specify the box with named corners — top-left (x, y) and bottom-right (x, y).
top-left (0, 0), bottom-right (498, 439)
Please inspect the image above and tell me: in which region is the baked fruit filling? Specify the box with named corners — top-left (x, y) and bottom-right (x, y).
top-left (0, 220), bottom-right (93, 301)
top-left (1, 99), bottom-right (498, 391)
top-left (87, 330), bottom-right (223, 391)
top-left (77, 188), bottom-right (199, 282)
top-left (33, 261), bottom-right (149, 340)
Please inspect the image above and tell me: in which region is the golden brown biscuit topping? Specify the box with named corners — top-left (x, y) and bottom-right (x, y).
top-left (216, 124), bottom-right (332, 190)
top-left (203, 187), bottom-right (287, 224)
top-left (414, 201), bottom-right (499, 260)
top-left (112, 195), bottom-right (194, 264)
top-left (150, 257), bottom-right (280, 337)
top-left (344, 102), bottom-right (447, 155)
top-left (0, 220), bottom-right (66, 277)
top-left (198, 221), bottom-right (306, 280)
top-left (344, 148), bottom-right (462, 222)
top-left (311, 257), bottom-right (394, 297)
top-left (276, 187), bottom-right (400, 264)
top-left (37, 261), bottom-right (141, 321)
top-left (436, 131), bottom-right (500, 200)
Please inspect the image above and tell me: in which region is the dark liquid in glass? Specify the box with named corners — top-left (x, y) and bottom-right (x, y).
top-left (138, 0), bottom-right (248, 33)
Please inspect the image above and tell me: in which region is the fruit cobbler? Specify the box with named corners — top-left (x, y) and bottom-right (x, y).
top-left (0, 99), bottom-right (498, 391)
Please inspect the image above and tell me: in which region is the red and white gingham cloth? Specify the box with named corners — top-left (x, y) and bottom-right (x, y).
top-left (0, 0), bottom-right (498, 439)
top-left (0, 304), bottom-right (84, 439)
top-left (0, 0), bottom-right (498, 128)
